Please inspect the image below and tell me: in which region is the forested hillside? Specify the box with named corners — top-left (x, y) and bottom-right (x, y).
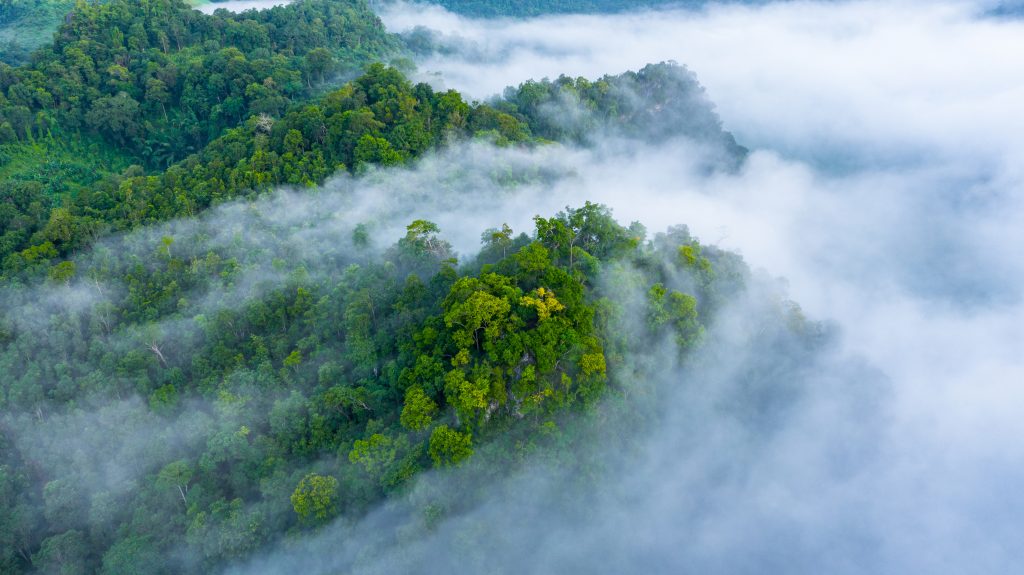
top-left (0, 0), bottom-right (1010, 573)
top-left (0, 0), bottom-right (399, 161)
top-left (0, 57), bottom-right (743, 284)
top-left (0, 0), bottom-right (78, 65)
top-left (0, 1), bottom-right (786, 573)
top-left (0, 184), bottom-right (821, 572)
top-left (387, 0), bottom-right (700, 18)
top-left (495, 63), bottom-right (747, 161)
top-left (0, 0), bottom-right (408, 279)
top-left (0, 56), bottom-right (754, 575)
top-left (0, 62), bottom-right (535, 279)
top-left (0, 0), bottom-right (398, 159)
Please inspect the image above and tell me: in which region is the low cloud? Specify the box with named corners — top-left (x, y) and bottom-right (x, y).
top-left (5, 1), bottom-right (1022, 572)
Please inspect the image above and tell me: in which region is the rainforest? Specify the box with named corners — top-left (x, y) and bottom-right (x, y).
top-left (1, 0), bottom-right (1022, 574)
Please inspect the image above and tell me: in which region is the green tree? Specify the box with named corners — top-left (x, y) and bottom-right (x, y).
top-left (349, 434), bottom-right (397, 477)
top-left (47, 261), bottom-right (76, 285)
top-left (100, 536), bottom-right (163, 575)
top-left (156, 460), bottom-right (193, 506)
top-left (482, 223), bottom-right (513, 259)
top-left (428, 425), bottom-right (473, 467)
top-left (400, 386), bottom-right (438, 431)
top-left (354, 134), bottom-right (403, 168)
top-left (290, 473), bottom-right (338, 524)
top-left (304, 48), bottom-right (334, 86)
top-left (86, 95), bottom-right (142, 145)
top-left (33, 530), bottom-right (88, 575)
top-left (144, 78), bottom-right (170, 120)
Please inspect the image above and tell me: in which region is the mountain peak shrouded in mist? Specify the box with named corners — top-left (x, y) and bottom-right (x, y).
top-left (2, 0), bottom-right (1023, 574)
top-left (497, 62), bottom-right (748, 164)
top-left (375, 0), bottom-right (765, 18)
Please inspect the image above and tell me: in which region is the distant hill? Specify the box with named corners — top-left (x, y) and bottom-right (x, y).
top-left (0, 0), bottom-right (78, 65)
top-left (387, 0), bottom-right (713, 18)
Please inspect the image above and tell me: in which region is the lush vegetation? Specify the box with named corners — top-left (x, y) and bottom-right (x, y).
top-left (0, 0), bottom-right (404, 246)
top-left (1, 58), bottom-right (742, 285)
top-left (0, 0), bottom-right (78, 65)
top-left (0, 0), bottom-right (400, 158)
top-left (0, 1), bottom-right (789, 573)
top-left (494, 63), bottom-right (748, 160)
top-left (0, 185), bottom-right (819, 571)
top-left (0, 62), bottom-right (533, 280)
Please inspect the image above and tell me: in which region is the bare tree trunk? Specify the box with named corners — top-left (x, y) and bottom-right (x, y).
top-left (148, 343), bottom-right (168, 367)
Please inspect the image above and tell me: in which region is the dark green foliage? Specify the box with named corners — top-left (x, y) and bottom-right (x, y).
top-left (0, 64), bottom-right (530, 278)
top-left (0, 0), bottom-right (419, 278)
top-left (0, 0), bottom-right (400, 159)
top-left (0, 6), bottom-right (796, 569)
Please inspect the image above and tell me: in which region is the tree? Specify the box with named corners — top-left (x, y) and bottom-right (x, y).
top-left (43, 208), bottom-right (74, 246)
top-left (352, 223), bottom-right (370, 249)
top-left (86, 95), bottom-right (142, 145)
top-left (101, 536), bottom-right (163, 575)
top-left (33, 530), bottom-right (88, 575)
top-left (428, 425), bottom-right (473, 467)
top-left (145, 78), bottom-right (170, 120)
top-left (482, 223), bottom-right (513, 259)
top-left (156, 460), bottom-right (193, 506)
top-left (443, 278), bottom-right (515, 351)
top-left (159, 236), bottom-right (174, 259)
top-left (304, 48), bottom-right (334, 86)
top-left (399, 219), bottom-right (452, 262)
top-left (47, 261), bottom-right (76, 285)
top-left (647, 283), bottom-right (703, 351)
top-left (520, 287), bottom-right (565, 322)
top-left (42, 479), bottom-right (85, 528)
top-left (186, 498), bottom-right (266, 561)
top-left (400, 386), bottom-right (438, 431)
top-left (290, 473), bottom-right (338, 524)
top-left (354, 134), bottom-right (403, 168)
top-left (348, 434), bottom-right (397, 477)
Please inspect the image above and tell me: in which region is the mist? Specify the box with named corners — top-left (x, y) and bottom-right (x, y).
top-left (4, 0), bottom-right (1022, 572)
top-left (216, 0), bottom-right (1024, 573)
top-left (375, 0), bottom-right (1024, 433)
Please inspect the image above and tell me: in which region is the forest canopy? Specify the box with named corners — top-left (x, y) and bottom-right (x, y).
top-left (0, 1), bottom-right (815, 574)
top-left (0, 56), bottom-right (743, 284)
top-left (1, 184), bottom-right (821, 572)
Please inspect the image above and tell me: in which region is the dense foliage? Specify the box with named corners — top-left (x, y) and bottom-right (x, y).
top-left (1, 60), bottom-right (743, 288)
top-left (0, 0), bottom-right (78, 65)
top-left (0, 192), bottom-right (812, 572)
top-left (0, 2), bottom-right (787, 573)
top-left (0, 0), bottom-right (400, 158)
top-left (0, 0), bottom-right (404, 271)
top-left (0, 62), bottom-right (533, 280)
